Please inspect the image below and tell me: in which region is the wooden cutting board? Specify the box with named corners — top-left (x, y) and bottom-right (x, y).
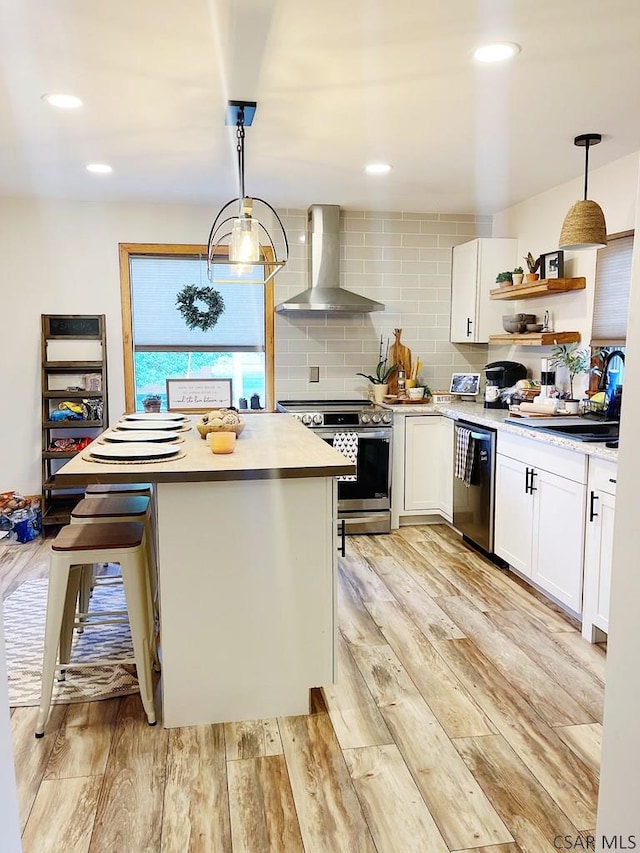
top-left (388, 328), bottom-right (411, 396)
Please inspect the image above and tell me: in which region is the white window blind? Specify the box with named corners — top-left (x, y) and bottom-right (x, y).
top-left (591, 234), bottom-right (634, 345)
top-left (130, 256), bottom-right (264, 348)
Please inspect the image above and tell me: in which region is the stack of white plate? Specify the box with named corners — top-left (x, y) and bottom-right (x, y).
top-left (86, 443), bottom-right (182, 462)
top-left (115, 412), bottom-right (190, 433)
top-left (102, 430), bottom-right (180, 443)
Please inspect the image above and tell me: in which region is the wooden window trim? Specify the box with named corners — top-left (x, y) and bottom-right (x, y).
top-left (118, 242), bottom-right (275, 412)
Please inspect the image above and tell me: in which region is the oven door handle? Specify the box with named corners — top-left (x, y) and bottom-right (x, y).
top-left (317, 430), bottom-right (391, 441)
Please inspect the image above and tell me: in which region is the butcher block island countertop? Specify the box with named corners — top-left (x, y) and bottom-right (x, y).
top-left (55, 413), bottom-right (349, 729)
top-left (54, 412), bottom-right (354, 486)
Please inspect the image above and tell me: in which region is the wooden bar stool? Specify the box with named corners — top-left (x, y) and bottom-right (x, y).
top-left (36, 522), bottom-right (156, 737)
top-left (70, 497), bottom-right (157, 651)
top-left (85, 483), bottom-right (152, 497)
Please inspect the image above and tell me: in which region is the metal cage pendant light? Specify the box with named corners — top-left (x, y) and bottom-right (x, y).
top-left (207, 101), bottom-right (289, 284)
top-left (558, 133), bottom-right (607, 251)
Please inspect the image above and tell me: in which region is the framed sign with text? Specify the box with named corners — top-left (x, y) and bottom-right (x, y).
top-left (166, 378), bottom-right (233, 412)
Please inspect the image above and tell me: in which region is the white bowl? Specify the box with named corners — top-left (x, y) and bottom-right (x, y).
top-left (408, 388), bottom-right (425, 400)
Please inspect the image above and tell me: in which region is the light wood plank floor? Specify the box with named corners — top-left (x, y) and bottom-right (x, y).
top-left (2, 525), bottom-right (605, 852)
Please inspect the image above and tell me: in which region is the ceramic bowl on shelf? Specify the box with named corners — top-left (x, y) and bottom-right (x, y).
top-left (502, 316), bottom-right (526, 334)
top-left (525, 323), bottom-right (544, 333)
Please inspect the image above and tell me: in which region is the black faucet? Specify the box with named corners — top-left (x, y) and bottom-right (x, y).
top-left (597, 349), bottom-right (625, 420)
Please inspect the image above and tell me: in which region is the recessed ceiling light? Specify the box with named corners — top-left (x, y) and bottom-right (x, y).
top-left (41, 93), bottom-right (83, 109)
top-left (86, 163), bottom-right (113, 174)
top-left (365, 163), bottom-right (392, 175)
top-left (473, 42), bottom-right (521, 63)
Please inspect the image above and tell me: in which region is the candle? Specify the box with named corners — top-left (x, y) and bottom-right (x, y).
top-left (209, 431), bottom-right (236, 454)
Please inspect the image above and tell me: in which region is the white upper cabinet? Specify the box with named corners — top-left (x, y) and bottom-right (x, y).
top-left (450, 238), bottom-right (517, 343)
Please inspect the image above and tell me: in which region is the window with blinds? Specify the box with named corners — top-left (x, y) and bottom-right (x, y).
top-left (119, 245), bottom-right (274, 412)
top-left (591, 233), bottom-right (634, 345)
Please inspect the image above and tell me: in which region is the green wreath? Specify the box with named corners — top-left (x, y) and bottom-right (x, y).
top-left (176, 284), bottom-right (225, 331)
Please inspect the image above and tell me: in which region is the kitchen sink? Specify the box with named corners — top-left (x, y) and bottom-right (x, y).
top-left (519, 420), bottom-right (620, 442)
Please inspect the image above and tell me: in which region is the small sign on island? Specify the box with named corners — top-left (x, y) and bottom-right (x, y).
top-left (166, 378), bottom-right (233, 412)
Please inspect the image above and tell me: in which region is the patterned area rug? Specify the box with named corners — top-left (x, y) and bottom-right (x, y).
top-left (3, 577), bottom-right (140, 707)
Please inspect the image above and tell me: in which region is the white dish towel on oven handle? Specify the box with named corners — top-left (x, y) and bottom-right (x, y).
top-left (333, 432), bottom-right (358, 482)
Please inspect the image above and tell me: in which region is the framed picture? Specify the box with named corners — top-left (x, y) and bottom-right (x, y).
top-left (166, 378), bottom-right (232, 412)
top-left (449, 373), bottom-right (481, 396)
top-left (540, 250), bottom-right (564, 280)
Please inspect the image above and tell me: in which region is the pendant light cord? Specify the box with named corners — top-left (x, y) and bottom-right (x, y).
top-left (583, 139), bottom-right (590, 201)
top-left (236, 107), bottom-right (246, 199)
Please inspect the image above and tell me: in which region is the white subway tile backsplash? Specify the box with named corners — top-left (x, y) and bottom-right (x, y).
top-left (273, 207), bottom-right (489, 399)
top-left (363, 232), bottom-right (402, 247)
top-left (402, 211), bottom-right (439, 221)
top-left (383, 247), bottom-right (420, 261)
top-left (384, 219), bottom-right (420, 234)
top-left (344, 217), bottom-right (383, 232)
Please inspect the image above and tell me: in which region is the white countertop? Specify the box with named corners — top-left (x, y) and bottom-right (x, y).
top-left (382, 400), bottom-right (618, 462)
top-left (54, 413), bottom-right (354, 485)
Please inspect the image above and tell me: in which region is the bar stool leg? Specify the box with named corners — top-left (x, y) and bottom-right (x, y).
top-left (120, 550), bottom-right (157, 726)
top-left (76, 565), bottom-right (94, 633)
top-left (59, 568), bottom-right (82, 680)
top-left (36, 553), bottom-right (72, 737)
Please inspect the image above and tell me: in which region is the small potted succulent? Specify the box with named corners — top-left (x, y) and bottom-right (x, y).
top-left (142, 394), bottom-right (162, 413)
top-left (524, 252), bottom-right (541, 283)
top-left (495, 271), bottom-right (513, 288)
top-left (512, 266), bottom-right (524, 286)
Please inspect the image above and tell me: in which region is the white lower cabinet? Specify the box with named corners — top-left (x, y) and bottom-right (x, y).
top-left (438, 417), bottom-right (454, 519)
top-left (582, 458), bottom-right (617, 641)
top-left (394, 414), bottom-right (454, 522)
top-left (494, 455), bottom-right (534, 576)
top-left (404, 416), bottom-right (442, 511)
top-left (495, 432), bottom-right (587, 614)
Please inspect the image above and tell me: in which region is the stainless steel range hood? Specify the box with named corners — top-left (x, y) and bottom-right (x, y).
top-left (275, 205), bottom-right (385, 313)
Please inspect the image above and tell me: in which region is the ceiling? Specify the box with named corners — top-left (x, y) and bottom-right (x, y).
top-left (1, 0), bottom-right (640, 214)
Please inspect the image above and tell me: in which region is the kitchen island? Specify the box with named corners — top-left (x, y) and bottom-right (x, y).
top-left (54, 414), bottom-right (353, 727)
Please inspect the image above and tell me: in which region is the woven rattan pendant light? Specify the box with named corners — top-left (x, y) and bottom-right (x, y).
top-left (559, 133), bottom-right (607, 250)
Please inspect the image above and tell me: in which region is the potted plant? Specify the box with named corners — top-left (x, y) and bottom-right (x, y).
top-left (512, 266), bottom-right (524, 286)
top-left (496, 271), bottom-right (513, 288)
top-left (356, 338), bottom-right (397, 402)
top-left (142, 394), bottom-right (162, 413)
top-left (524, 252), bottom-right (541, 283)
top-left (550, 344), bottom-right (591, 412)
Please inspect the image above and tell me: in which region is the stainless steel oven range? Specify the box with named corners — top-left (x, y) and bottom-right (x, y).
top-left (276, 399), bottom-right (392, 533)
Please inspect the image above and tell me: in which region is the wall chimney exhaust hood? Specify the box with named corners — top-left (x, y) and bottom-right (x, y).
top-left (275, 205), bottom-right (385, 313)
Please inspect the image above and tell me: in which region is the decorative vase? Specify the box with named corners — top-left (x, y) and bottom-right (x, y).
top-left (524, 273), bottom-right (539, 283)
top-left (512, 273), bottom-right (524, 286)
top-left (372, 384), bottom-right (388, 403)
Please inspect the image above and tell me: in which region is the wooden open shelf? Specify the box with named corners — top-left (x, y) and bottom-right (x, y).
top-left (490, 277), bottom-right (586, 301)
top-left (488, 331), bottom-right (581, 346)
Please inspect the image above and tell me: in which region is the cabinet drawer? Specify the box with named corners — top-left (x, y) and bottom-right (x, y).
top-left (498, 431), bottom-right (587, 484)
top-left (589, 457), bottom-right (618, 496)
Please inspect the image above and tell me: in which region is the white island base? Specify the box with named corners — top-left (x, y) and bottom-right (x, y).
top-left (156, 476), bottom-right (337, 728)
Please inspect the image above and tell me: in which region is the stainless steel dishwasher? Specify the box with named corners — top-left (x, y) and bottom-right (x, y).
top-left (452, 420), bottom-right (498, 557)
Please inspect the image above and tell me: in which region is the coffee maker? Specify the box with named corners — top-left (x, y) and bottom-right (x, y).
top-left (484, 360), bottom-right (528, 409)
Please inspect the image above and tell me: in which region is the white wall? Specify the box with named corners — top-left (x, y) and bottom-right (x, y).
top-left (491, 152), bottom-right (638, 391)
top-left (596, 158), bottom-right (640, 848)
top-left (0, 197), bottom-right (490, 495)
top-left (0, 197), bottom-right (216, 495)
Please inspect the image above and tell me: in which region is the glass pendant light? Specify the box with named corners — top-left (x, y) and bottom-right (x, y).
top-left (559, 133), bottom-right (607, 251)
top-left (207, 101), bottom-right (288, 284)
